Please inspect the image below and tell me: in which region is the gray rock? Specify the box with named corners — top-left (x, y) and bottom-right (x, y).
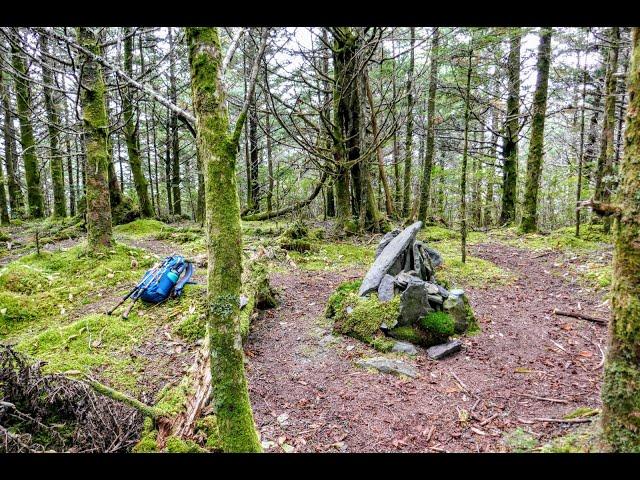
top-left (377, 274), bottom-right (396, 302)
top-left (375, 229), bottom-right (401, 258)
top-left (359, 221), bottom-right (423, 296)
top-left (356, 357), bottom-right (419, 378)
top-left (427, 339), bottom-right (462, 360)
top-left (425, 282), bottom-right (440, 295)
top-left (412, 242), bottom-right (425, 280)
top-left (391, 341), bottom-right (418, 356)
top-left (443, 292), bottom-right (469, 333)
top-left (387, 251), bottom-right (406, 277)
top-left (437, 285), bottom-right (450, 299)
top-left (424, 246), bottom-right (443, 268)
top-left (239, 295), bottom-right (249, 309)
top-left (394, 271), bottom-right (424, 289)
top-left (427, 294), bottom-right (444, 306)
top-left (399, 283), bottom-right (433, 326)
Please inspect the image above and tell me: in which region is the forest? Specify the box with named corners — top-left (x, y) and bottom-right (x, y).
top-left (0, 26), bottom-right (639, 454)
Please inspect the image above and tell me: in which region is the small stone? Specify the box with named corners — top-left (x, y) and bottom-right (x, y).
top-left (239, 295), bottom-right (249, 309)
top-left (437, 285), bottom-right (450, 299)
top-left (427, 294), bottom-right (444, 305)
top-left (346, 306), bottom-right (354, 315)
top-left (443, 292), bottom-right (470, 333)
top-left (427, 339), bottom-right (462, 360)
top-left (424, 246), bottom-right (443, 268)
top-left (277, 413), bottom-right (290, 425)
top-left (394, 271), bottom-right (424, 289)
top-left (377, 274), bottom-right (396, 302)
top-left (391, 341), bottom-right (418, 356)
top-left (425, 282), bottom-right (440, 295)
top-left (356, 357), bottom-right (419, 378)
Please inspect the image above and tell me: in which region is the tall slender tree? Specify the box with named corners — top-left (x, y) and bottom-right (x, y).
top-left (122, 27), bottom-right (154, 218)
top-left (521, 28), bottom-right (553, 233)
top-left (500, 28), bottom-right (521, 225)
top-left (76, 27), bottom-right (112, 251)
top-left (10, 28), bottom-right (45, 218)
top-left (402, 27), bottom-right (415, 217)
top-left (185, 26), bottom-right (264, 452)
top-left (600, 26), bottom-right (640, 453)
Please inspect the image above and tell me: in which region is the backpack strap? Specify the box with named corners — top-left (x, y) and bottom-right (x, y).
top-left (173, 261), bottom-right (194, 298)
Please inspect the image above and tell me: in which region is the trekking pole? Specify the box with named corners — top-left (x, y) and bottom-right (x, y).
top-left (121, 261), bottom-right (166, 319)
top-left (106, 261), bottom-right (161, 316)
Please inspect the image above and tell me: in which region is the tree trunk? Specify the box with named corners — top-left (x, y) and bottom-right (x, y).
top-left (521, 28), bottom-right (553, 234)
top-left (418, 27), bottom-right (440, 224)
top-left (10, 29), bottom-right (44, 218)
top-left (76, 27), bottom-right (112, 251)
top-left (122, 27), bottom-right (153, 218)
top-left (39, 34), bottom-right (66, 218)
top-left (600, 27), bottom-right (640, 452)
top-left (165, 111), bottom-right (173, 214)
top-left (460, 43), bottom-right (473, 264)
top-left (500, 28), bottom-right (521, 225)
top-left (594, 27), bottom-right (620, 235)
top-left (402, 27), bottom-right (415, 217)
top-left (576, 50), bottom-right (588, 237)
top-left (0, 57), bottom-right (24, 218)
top-left (186, 26), bottom-right (261, 452)
top-left (168, 27), bottom-right (181, 216)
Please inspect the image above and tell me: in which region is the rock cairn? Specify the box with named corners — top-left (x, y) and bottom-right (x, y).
top-left (358, 221), bottom-right (475, 357)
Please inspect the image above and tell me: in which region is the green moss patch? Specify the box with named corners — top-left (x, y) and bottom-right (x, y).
top-left (420, 311), bottom-right (455, 336)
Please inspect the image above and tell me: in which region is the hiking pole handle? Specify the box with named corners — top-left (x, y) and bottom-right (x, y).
top-left (107, 287), bottom-right (137, 315)
top-left (122, 294), bottom-right (140, 320)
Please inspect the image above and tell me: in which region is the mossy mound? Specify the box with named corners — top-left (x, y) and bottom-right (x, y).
top-left (278, 220), bottom-right (312, 252)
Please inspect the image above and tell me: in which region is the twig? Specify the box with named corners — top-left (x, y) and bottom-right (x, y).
top-left (517, 393), bottom-right (569, 404)
top-left (478, 413), bottom-right (499, 426)
top-left (549, 338), bottom-right (570, 354)
top-left (450, 370), bottom-right (470, 393)
top-left (532, 417), bottom-right (594, 424)
top-left (552, 308), bottom-right (607, 325)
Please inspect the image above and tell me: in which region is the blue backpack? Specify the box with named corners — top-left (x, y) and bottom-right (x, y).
top-left (139, 255), bottom-right (195, 304)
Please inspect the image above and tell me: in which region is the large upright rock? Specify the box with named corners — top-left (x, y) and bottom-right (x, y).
top-left (399, 283), bottom-right (433, 326)
top-left (359, 221), bottom-right (423, 296)
top-left (375, 229), bottom-right (401, 258)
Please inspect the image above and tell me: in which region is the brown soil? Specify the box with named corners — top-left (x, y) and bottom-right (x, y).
top-left (245, 242), bottom-right (610, 452)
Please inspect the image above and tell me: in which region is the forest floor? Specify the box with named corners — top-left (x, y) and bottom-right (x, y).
top-left (0, 217), bottom-right (612, 452)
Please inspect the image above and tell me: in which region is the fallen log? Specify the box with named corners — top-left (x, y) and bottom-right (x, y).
top-left (241, 172), bottom-right (327, 221)
top-left (552, 308), bottom-right (608, 325)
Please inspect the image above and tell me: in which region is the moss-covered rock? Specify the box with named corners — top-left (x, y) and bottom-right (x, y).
top-left (333, 293), bottom-right (400, 349)
top-left (325, 279), bottom-right (362, 319)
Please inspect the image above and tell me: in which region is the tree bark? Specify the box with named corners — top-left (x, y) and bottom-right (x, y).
top-left (122, 27), bottom-right (154, 218)
top-left (601, 27), bottom-right (640, 452)
top-left (460, 43), bottom-right (473, 264)
top-left (500, 28), bottom-right (521, 225)
top-left (521, 28), bottom-right (553, 234)
top-left (594, 27), bottom-right (620, 235)
top-left (10, 28), bottom-right (45, 218)
top-left (76, 27), bottom-right (112, 251)
top-left (418, 27), bottom-right (440, 224)
top-left (39, 33), bottom-right (66, 218)
top-left (402, 27), bottom-right (415, 217)
top-left (168, 27), bottom-right (181, 215)
top-left (186, 26), bottom-right (261, 452)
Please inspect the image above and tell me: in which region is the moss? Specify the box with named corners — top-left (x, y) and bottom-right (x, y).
top-left (279, 238), bottom-right (312, 252)
top-left (291, 242), bottom-right (373, 271)
top-left (0, 230), bottom-right (10, 242)
top-left (601, 359), bottom-right (640, 451)
top-left (387, 324), bottom-right (445, 348)
top-left (325, 279), bottom-right (362, 318)
top-left (165, 436), bottom-right (206, 453)
top-left (132, 425), bottom-right (159, 453)
top-left (503, 427), bottom-right (537, 452)
top-left (540, 422), bottom-right (603, 453)
top-left (420, 311), bottom-right (455, 336)
top-left (239, 294), bottom-right (255, 342)
top-left (280, 220), bottom-right (309, 240)
top-left (114, 219), bottom-right (171, 238)
top-left (308, 228), bottom-right (325, 240)
top-left (174, 313), bottom-right (206, 342)
top-left (370, 335), bottom-right (395, 352)
top-left (564, 406), bottom-right (600, 419)
top-left (0, 263), bottom-right (52, 294)
top-left (196, 415), bottom-right (222, 451)
top-left (333, 294), bottom-right (400, 346)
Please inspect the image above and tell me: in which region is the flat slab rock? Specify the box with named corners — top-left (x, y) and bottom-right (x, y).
top-left (359, 221), bottom-right (423, 296)
top-left (356, 357), bottom-right (419, 378)
top-left (426, 339), bottom-right (462, 360)
top-left (391, 341), bottom-right (418, 356)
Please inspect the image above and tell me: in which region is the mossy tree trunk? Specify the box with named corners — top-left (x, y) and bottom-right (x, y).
top-left (186, 26), bottom-right (261, 453)
top-left (460, 42), bottom-right (473, 264)
top-left (39, 33), bottom-right (66, 218)
top-left (500, 28), bottom-right (521, 226)
top-left (521, 28), bottom-right (552, 234)
top-left (594, 27), bottom-right (620, 235)
top-left (76, 27), bottom-right (112, 251)
top-left (122, 27), bottom-right (153, 218)
top-left (0, 48), bottom-right (25, 218)
top-left (168, 27), bottom-right (181, 216)
top-left (402, 27), bottom-right (415, 218)
top-left (10, 29), bottom-right (44, 219)
top-left (61, 74), bottom-right (76, 217)
top-left (601, 27), bottom-right (640, 452)
top-left (0, 143), bottom-right (8, 223)
top-left (418, 27), bottom-right (440, 224)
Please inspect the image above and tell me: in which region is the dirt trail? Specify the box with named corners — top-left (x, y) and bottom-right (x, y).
top-left (245, 242), bottom-right (610, 452)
